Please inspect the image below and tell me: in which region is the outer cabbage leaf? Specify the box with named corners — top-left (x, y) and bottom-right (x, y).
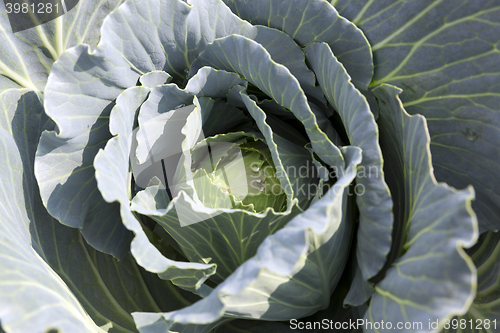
top-left (366, 84), bottom-right (478, 332)
top-left (1, 89), bottom-right (202, 333)
top-left (1, 0), bottom-right (133, 258)
top-left (0, 89), bottom-right (101, 333)
top-left (0, 0), bottom-right (124, 91)
top-left (335, 0), bottom-right (500, 233)
top-left (132, 146), bottom-right (360, 333)
top-left (35, 41), bottom-right (138, 258)
top-left (223, 0), bottom-right (373, 90)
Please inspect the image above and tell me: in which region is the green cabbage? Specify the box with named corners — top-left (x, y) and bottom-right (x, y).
top-left (0, 0), bottom-right (499, 332)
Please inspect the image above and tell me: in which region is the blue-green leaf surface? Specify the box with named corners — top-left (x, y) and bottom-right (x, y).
top-left (335, 0), bottom-right (500, 232)
top-left (2, 0), bottom-right (134, 258)
top-left (94, 0), bottom-right (320, 99)
top-left (0, 89), bottom-right (102, 332)
top-left (305, 42), bottom-right (393, 285)
top-left (368, 84), bottom-right (478, 332)
top-left (222, 0), bottom-right (373, 89)
top-left (134, 84), bottom-right (193, 166)
top-left (34, 18), bottom-right (145, 257)
top-left (132, 146), bottom-right (361, 333)
top-left (4, 0), bottom-right (493, 331)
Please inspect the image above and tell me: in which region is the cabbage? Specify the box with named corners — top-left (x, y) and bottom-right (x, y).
top-left (1, 1), bottom-right (498, 332)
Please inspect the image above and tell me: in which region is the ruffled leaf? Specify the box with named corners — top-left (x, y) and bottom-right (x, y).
top-left (94, 86), bottom-right (217, 293)
top-left (305, 42), bottom-right (393, 288)
top-left (366, 84), bottom-right (478, 332)
top-left (0, 89), bottom-right (101, 333)
top-left (35, 42), bottom-right (137, 258)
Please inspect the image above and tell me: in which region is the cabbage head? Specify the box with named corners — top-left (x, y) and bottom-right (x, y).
top-left (1, 0), bottom-right (499, 332)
